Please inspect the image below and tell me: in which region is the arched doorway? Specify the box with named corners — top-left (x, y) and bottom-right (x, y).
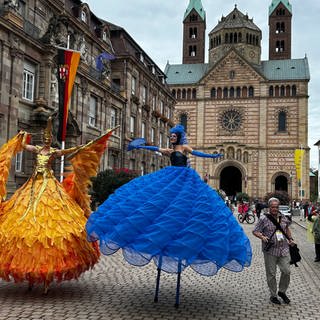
top-left (275, 175), bottom-right (288, 192)
top-left (220, 166), bottom-right (242, 197)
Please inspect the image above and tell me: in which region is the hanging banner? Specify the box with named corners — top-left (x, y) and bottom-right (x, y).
top-left (57, 49), bottom-right (80, 142)
top-left (294, 149), bottom-right (305, 185)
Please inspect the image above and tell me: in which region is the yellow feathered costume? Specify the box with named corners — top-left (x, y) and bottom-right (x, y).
top-left (0, 127), bottom-right (116, 287)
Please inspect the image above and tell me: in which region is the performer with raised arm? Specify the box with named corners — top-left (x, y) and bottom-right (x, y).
top-left (86, 124), bottom-right (252, 306)
top-left (0, 116), bottom-right (117, 293)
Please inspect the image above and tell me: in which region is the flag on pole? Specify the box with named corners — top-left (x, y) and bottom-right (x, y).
top-left (294, 149), bottom-right (304, 185)
top-left (57, 49), bottom-right (80, 142)
top-left (96, 52), bottom-right (115, 71)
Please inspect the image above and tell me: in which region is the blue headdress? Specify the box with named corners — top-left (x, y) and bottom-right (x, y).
top-left (170, 125), bottom-right (188, 145)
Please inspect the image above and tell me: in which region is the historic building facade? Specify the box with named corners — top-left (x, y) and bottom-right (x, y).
top-left (165, 0), bottom-right (310, 199)
top-left (108, 24), bottom-right (175, 173)
top-left (0, 0), bottom-right (174, 193)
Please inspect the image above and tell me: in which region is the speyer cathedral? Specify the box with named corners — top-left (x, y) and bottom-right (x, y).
top-left (165, 0), bottom-right (310, 200)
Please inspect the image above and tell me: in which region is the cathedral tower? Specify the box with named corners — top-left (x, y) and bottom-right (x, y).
top-left (269, 0), bottom-right (292, 60)
top-left (182, 0), bottom-right (206, 64)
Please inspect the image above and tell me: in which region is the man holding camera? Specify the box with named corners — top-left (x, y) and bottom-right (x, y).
top-left (253, 197), bottom-right (295, 305)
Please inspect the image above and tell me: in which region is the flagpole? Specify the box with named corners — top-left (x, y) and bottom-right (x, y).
top-left (59, 35), bottom-right (70, 183)
top-left (300, 144), bottom-right (303, 202)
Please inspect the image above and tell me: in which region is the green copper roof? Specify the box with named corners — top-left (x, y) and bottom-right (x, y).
top-left (269, 0), bottom-right (292, 15)
top-left (258, 58), bottom-right (310, 81)
top-left (184, 0), bottom-right (206, 21)
top-left (164, 63), bottom-right (209, 85)
top-left (165, 58), bottom-right (309, 85)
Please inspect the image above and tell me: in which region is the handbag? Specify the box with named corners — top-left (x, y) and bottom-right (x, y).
top-left (265, 214), bottom-right (301, 267)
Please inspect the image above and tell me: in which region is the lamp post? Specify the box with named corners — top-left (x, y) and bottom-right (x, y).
top-left (289, 171), bottom-right (293, 204)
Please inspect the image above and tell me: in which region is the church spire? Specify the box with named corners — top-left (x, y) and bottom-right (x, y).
top-left (268, 0), bottom-right (292, 60)
top-left (269, 0), bottom-right (292, 16)
top-left (182, 0), bottom-right (206, 64)
top-left (184, 0), bottom-right (206, 22)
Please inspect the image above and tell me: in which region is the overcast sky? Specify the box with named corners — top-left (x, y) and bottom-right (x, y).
top-left (85, 0), bottom-right (320, 168)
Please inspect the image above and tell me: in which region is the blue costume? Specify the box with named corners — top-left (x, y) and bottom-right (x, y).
top-left (86, 125), bottom-right (252, 306)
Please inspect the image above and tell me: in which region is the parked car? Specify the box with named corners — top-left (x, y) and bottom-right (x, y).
top-left (279, 205), bottom-right (292, 221)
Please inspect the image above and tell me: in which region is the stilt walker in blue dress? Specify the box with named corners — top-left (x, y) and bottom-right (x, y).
top-left (86, 125), bottom-right (252, 307)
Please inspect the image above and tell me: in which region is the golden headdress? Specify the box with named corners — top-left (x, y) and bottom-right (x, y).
top-left (44, 116), bottom-right (53, 139)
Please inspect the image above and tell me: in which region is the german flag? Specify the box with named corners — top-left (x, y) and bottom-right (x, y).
top-left (57, 49), bottom-right (80, 142)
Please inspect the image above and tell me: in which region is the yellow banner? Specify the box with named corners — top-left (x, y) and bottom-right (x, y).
top-left (294, 149), bottom-right (305, 182)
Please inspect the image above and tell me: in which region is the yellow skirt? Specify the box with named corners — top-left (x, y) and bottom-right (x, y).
top-left (0, 174), bottom-right (99, 285)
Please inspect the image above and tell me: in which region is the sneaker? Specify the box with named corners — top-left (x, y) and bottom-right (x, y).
top-left (278, 291), bottom-right (290, 304)
top-left (270, 296), bottom-right (281, 305)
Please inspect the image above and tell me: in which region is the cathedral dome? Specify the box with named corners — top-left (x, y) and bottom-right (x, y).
top-left (208, 6), bottom-right (262, 65)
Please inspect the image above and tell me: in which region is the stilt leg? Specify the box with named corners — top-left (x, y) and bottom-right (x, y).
top-left (154, 268), bottom-right (161, 302)
top-left (174, 261), bottom-right (182, 308)
top-left (43, 281), bottom-right (49, 295)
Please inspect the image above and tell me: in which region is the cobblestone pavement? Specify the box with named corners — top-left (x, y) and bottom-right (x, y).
top-left (0, 215), bottom-right (319, 320)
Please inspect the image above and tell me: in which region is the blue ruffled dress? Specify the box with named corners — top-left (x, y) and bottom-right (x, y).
top-left (86, 151), bottom-right (252, 276)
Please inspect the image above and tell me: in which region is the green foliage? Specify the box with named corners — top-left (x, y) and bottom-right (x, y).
top-left (236, 192), bottom-right (249, 202)
top-left (264, 190), bottom-right (290, 205)
top-left (91, 168), bottom-right (138, 206)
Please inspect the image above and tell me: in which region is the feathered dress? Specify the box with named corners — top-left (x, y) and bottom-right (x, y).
top-left (0, 130), bottom-right (113, 285)
top-left (86, 151), bottom-right (252, 276)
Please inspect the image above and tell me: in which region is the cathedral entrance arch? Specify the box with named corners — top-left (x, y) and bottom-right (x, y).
top-left (219, 166), bottom-right (242, 197)
top-left (275, 175), bottom-right (288, 192)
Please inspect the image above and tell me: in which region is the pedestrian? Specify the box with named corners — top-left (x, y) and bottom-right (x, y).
top-left (253, 197), bottom-right (295, 305)
top-left (312, 209), bottom-right (320, 262)
top-left (299, 204), bottom-right (305, 221)
top-left (310, 208), bottom-right (320, 262)
top-left (86, 124), bottom-right (252, 304)
top-left (255, 199), bottom-right (262, 220)
top-left (0, 117), bottom-right (117, 293)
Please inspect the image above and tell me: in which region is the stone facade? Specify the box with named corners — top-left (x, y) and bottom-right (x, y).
top-left (165, 1), bottom-right (310, 200)
top-left (0, 0), bottom-right (174, 194)
top-left (108, 25), bottom-right (175, 173)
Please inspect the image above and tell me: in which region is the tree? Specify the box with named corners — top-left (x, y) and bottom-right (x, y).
top-left (91, 168), bottom-right (138, 207)
top-left (236, 192), bottom-right (249, 202)
top-left (264, 190), bottom-right (290, 205)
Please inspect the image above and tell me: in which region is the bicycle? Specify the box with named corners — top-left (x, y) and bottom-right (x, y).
top-left (237, 210), bottom-right (256, 224)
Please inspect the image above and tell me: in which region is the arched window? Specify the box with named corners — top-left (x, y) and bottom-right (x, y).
top-left (292, 85), bottom-right (297, 96)
top-left (278, 111), bottom-right (287, 132)
top-left (236, 87), bottom-right (241, 98)
top-left (269, 86), bottom-right (274, 96)
top-left (280, 85), bottom-right (285, 96)
top-left (275, 86), bottom-right (279, 97)
top-left (223, 87), bottom-right (228, 98)
top-left (172, 89), bottom-right (176, 98)
top-left (285, 85), bottom-right (290, 96)
top-left (182, 89), bottom-right (186, 99)
top-left (242, 86), bottom-right (247, 97)
top-left (234, 32), bottom-right (237, 43)
top-left (276, 22), bottom-right (280, 34)
top-left (281, 22), bottom-right (285, 32)
top-left (180, 113), bottom-right (188, 132)
top-left (238, 32), bottom-right (242, 43)
top-left (192, 89), bottom-right (197, 99)
top-left (217, 87), bottom-right (222, 99)
top-left (248, 86), bottom-right (254, 97)
top-left (177, 89), bottom-right (181, 99)
top-left (211, 88), bottom-right (216, 98)
top-left (230, 87), bottom-right (235, 98)
top-left (225, 33), bottom-right (229, 44)
top-left (187, 88), bottom-right (191, 100)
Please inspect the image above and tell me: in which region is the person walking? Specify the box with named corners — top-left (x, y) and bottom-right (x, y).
top-left (253, 197), bottom-right (295, 305)
top-left (311, 209), bottom-right (320, 262)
